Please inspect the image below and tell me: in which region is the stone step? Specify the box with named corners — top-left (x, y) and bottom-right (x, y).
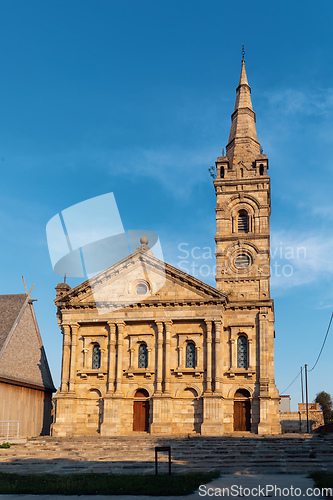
top-left (1, 434), bottom-right (332, 475)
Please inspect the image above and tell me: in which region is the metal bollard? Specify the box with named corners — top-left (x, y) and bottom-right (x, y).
top-left (155, 446), bottom-right (171, 475)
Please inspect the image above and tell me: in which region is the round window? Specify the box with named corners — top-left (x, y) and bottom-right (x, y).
top-left (235, 254), bottom-right (251, 269)
top-left (136, 283), bottom-right (148, 295)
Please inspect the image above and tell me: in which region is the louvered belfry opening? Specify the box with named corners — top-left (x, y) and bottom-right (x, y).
top-left (238, 210), bottom-right (248, 232)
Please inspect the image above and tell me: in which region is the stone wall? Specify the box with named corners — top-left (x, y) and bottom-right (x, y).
top-left (280, 409), bottom-right (324, 433)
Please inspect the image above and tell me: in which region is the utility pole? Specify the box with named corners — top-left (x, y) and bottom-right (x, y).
top-left (300, 366), bottom-right (304, 404)
top-left (305, 364), bottom-right (309, 433)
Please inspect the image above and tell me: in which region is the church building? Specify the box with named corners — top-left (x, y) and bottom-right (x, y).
top-left (51, 58), bottom-right (281, 436)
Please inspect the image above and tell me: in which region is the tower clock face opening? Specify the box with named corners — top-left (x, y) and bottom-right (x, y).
top-left (235, 254), bottom-right (251, 269)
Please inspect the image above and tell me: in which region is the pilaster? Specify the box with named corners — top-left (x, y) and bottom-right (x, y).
top-left (107, 321), bottom-right (116, 393)
top-left (164, 320), bottom-right (172, 395)
top-left (155, 321), bottom-right (163, 395)
top-left (214, 319), bottom-right (223, 394)
top-left (60, 324), bottom-right (71, 393)
top-left (115, 321), bottom-right (125, 395)
top-left (204, 320), bottom-right (212, 393)
top-left (68, 323), bottom-right (79, 393)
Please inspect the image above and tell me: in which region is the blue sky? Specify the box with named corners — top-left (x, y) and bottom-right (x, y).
top-left (1, 0), bottom-right (333, 411)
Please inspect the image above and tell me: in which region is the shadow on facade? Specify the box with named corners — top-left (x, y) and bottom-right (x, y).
top-left (37, 347), bottom-right (56, 436)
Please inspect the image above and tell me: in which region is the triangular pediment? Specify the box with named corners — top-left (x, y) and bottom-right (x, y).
top-left (56, 248), bottom-right (226, 314)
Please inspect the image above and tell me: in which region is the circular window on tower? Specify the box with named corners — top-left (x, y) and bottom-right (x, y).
top-left (136, 282), bottom-right (149, 295)
top-left (234, 254), bottom-right (251, 269)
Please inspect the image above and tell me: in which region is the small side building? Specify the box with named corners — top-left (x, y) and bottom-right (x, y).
top-left (280, 403), bottom-right (324, 433)
top-left (279, 395), bottom-right (291, 412)
top-left (0, 293), bottom-right (56, 439)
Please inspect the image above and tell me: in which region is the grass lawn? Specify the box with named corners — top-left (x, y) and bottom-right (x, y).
top-left (0, 470), bottom-right (220, 496)
top-left (309, 471), bottom-right (333, 491)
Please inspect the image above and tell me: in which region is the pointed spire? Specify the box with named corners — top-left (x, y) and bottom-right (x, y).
top-left (238, 58), bottom-right (248, 86)
top-left (226, 57), bottom-right (261, 167)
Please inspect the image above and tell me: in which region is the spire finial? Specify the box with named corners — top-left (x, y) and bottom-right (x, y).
top-left (241, 44), bottom-right (245, 61)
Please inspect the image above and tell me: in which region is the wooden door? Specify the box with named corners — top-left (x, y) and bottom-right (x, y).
top-left (133, 400), bottom-right (149, 431)
top-left (234, 400), bottom-right (251, 431)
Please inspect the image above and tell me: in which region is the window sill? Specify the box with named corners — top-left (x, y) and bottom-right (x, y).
top-left (77, 370), bottom-right (107, 379)
top-left (173, 368), bottom-right (203, 378)
top-left (226, 369), bottom-right (255, 379)
top-left (125, 369), bottom-right (155, 379)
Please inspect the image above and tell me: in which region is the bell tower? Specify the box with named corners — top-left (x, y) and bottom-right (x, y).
top-left (214, 57), bottom-right (271, 302)
top-left (214, 55), bottom-right (281, 435)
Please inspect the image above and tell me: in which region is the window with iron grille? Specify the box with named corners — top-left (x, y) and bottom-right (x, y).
top-left (92, 344), bottom-right (101, 369)
top-left (138, 343), bottom-right (148, 369)
top-left (237, 336), bottom-right (248, 369)
top-left (238, 210), bottom-right (249, 232)
top-left (185, 342), bottom-right (196, 368)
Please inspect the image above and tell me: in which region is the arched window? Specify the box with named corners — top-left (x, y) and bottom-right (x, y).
top-left (220, 166), bottom-right (224, 178)
top-left (92, 344), bottom-right (101, 369)
top-left (138, 343), bottom-right (148, 369)
top-left (238, 210), bottom-right (249, 233)
top-left (237, 336), bottom-right (248, 369)
top-left (185, 342), bottom-right (196, 368)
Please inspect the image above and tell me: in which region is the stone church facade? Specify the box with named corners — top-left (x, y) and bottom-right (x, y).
top-left (51, 58), bottom-right (281, 437)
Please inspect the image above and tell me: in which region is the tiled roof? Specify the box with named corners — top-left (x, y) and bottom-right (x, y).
top-left (0, 294), bottom-right (27, 352)
top-left (0, 293), bottom-right (55, 392)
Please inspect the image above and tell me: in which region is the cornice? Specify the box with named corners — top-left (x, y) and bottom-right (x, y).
top-left (56, 298), bottom-right (226, 312)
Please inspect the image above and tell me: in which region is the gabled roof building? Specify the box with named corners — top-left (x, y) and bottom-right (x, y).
top-left (52, 58), bottom-right (281, 436)
top-left (0, 293), bottom-right (56, 438)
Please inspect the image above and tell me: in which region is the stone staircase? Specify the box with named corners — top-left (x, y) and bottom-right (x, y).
top-left (0, 434), bottom-right (333, 475)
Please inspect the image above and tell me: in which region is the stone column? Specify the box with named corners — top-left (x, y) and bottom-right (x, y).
top-left (107, 322), bottom-right (116, 393)
top-left (248, 337), bottom-right (254, 370)
top-left (197, 345), bottom-right (203, 371)
top-left (155, 321), bottom-right (163, 395)
top-left (151, 321), bottom-right (172, 435)
top-left (69, 323), bottom-right (79, 393)
top-left (258, 310), bottom-right (271, 434)
top-left (205, 320), bottom-right (212, 393)
top-left (230, 332), bottom-right (237, 370)
top-left (201, 319), bottom-right (223, 435)
top-left (115, 322), bottom-right (125, 394)
top-left (147, 347), bottom-right (154, 372)
top-left (214, 320), bottom-right (222, 393)
top-left (129, 347), bottom-right (135, 370)
top-left (178, 344), bottom-right (184, 369)
top-left (60, 324), bottom-right (71, 393)
top-left (164, 320), bottom-right (172, 394)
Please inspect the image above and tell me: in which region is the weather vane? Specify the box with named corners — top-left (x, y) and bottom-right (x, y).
top-left (242, 44), bottom-right (245, 61)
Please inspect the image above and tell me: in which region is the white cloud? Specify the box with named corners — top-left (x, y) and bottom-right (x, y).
top-left (267, 88), bottom-right (333, 116)
top-left (271, 230), bottom-right (333, 289)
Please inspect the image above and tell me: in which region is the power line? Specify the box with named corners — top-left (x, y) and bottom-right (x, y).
top-left (281, 369), bottom-right (301, 394)
top-left (280, 312), bottom-right (332, 396)
top-left (308, 312), bottom-right (333, 372)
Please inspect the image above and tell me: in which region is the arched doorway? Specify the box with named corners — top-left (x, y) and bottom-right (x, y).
top-left (133, 389), bottom-right (150, 432)
top-left (86, 389), bottom-right (103, 434)
top-left (181, 387), bottom-right (202, 433)
top-left (234, 389), bottom-right (251, 431)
